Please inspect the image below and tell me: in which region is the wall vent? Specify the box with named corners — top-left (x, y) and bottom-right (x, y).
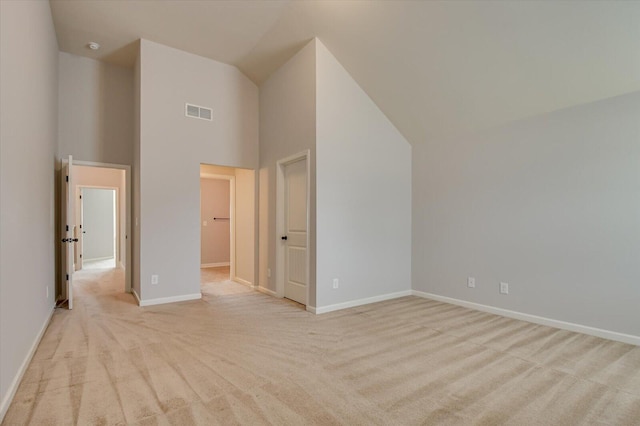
top-left (185, 103), bottom-right (213, 121)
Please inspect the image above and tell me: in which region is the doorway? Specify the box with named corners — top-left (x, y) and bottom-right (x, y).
top-left (199, 164), bottom-right (256, 295)
top-left (60, 159), bottom-right (131, 308)
top-left (276, 151), bottom-right (310, 306)
top-left (200, 175), bottom-right (233, 282)
top-left (80, 188), bottom-right (117, 269)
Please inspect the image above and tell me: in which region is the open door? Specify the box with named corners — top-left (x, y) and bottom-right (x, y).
top-left (60, 155), bottom-right (76, 309)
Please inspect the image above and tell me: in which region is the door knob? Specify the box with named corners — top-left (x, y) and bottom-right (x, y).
top-left (281, 236), bottom-right (288, 240)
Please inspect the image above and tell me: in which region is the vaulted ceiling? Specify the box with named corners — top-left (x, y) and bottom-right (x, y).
top-left (50, 0), bottom-right (640, 144)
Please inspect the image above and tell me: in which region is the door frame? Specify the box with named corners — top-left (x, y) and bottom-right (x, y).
top-left (275, 150), bottom-right (311, 304)
top-left (60, 156), bottom-right (75, 308)
top-left (200, 173), bottom-right (236, 280)
top-left (66, 159), bottom-right (132, 293)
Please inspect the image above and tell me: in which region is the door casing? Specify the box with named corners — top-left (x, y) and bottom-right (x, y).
top-left (60, 155), bottom-right (75, 308)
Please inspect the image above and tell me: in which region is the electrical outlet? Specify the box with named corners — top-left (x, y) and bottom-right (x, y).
top-left (500, 282), bottom-right (509, 294)
top-left (467, 277), bottom-right (475, 288)
top-left (333, 278), bottom-right (339, 289)
top-left (151, 275), bottom-right (159, 285)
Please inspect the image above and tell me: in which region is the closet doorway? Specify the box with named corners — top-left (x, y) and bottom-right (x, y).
top-left (200, 175), bottom-right (233, 280)
top-left (200, 163), bottom-right (256, 296)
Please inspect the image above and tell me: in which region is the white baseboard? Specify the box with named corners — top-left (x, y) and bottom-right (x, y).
top-left (0, 306), bottom-right (55, 422)
top-left (232, 277), bottom-right (253, 288)
top-left (412, 290), bottom-right (640, 346)
top-left (306, 305), bottom-right (317, 313)
top-left (138, 293), bottom-right (201, 307)
top-left (84, 256), bottom-right (114, 262)
top-left (201, 262), bottom-right (230, 268)
top-left (314, 290), bottom-right (413, 315)
top-left (256, 286), bottom-right (277, 297)
top-left (132, 288), bottom-right (141, 306)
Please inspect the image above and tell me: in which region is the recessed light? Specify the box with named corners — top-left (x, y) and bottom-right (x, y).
top-left (88, 42), bottom-right (100, 51)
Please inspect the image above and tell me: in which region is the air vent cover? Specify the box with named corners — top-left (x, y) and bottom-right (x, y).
top-left (185, 103), bottom-right (213, 121)
top-left (199, 108), bottom-right (212, 120)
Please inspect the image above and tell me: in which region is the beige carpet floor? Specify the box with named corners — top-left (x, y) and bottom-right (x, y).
top-left (3, 267), bottom-right (639, 425)
top-left (200, 267), bottom-right (254, 297)
top-left (200, 266), bottom-right (230, 284)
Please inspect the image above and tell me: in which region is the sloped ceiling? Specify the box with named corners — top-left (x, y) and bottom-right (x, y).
top-left (50, 0), bottom-right (640, 144)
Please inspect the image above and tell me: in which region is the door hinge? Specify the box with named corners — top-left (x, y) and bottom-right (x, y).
top-left (79, 195), bottom-right (82, 199)
top-left (65, 175), bottom-right (69, 182)
top-left (80, 254), bottom-right (82, 258)
top-left (66, 225), bottom-right (69, 232)
top-left (66, 274), bottom-right (69, 281)
top-left (79, 224), bottom-right (82, 229)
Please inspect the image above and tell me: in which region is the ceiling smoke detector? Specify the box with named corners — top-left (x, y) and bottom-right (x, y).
top-left (88, 42), bottom-right (100, 50)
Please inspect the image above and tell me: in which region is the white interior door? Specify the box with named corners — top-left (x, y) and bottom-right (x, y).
top-left (283, 159), bottom-right (308, 305)
top-left (61, 155), bottom-right (75, 309)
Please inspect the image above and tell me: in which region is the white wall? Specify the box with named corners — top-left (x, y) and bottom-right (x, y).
top-left (315, 41), bottom-right (412, 308)
top-left (133, 47), bottom-right (141, 297)
top-left (259, 40), bottom-right (317, 305)
top-left (259, 39), bottom-right (411, 310)
top-left (0, 0), bottom-right (58, 419)
top-left (200, 179), bottom-right (230, 265)
top-left (58, 52), bottom-right (133, 165)
top-left (82, 189), bottom-right (116, 260)
top-left (137, 39), bottom-right (258, 302)
top-left (412, 92), bottom-right (640, 338)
